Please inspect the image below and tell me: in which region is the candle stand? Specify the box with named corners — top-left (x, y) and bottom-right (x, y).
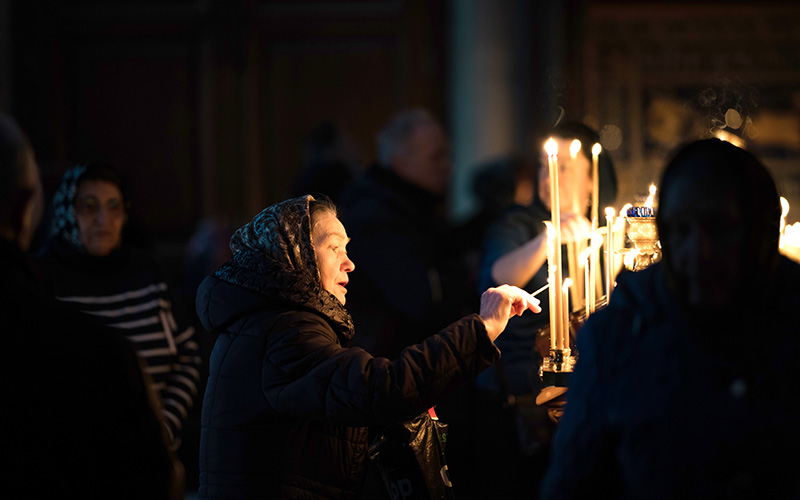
top-left (625, 208), bottom-right (661, 271)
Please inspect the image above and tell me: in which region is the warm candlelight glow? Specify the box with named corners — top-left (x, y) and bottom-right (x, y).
top-left (589, 145), bottom-right (601, 315)
top-left (545, 138), bottom-right (564, 350)
top-left (569, 139), bottom-right (581, 159)
top-left (544, 221), bottom-right (559, 351)
top-left (784, 222), bottom-right (800, 246)
top-left (644, 184), bottom-right (657, 209)
top-left (561, 278), bottom-right (572, 350)
top-left (605, 207), bottom-right (615, 298)
top-left (781, 197), bottom-right (790, 228)
top-left (605, 207), bottom-right (616, 219)
top-left (623, 249), bottom-right (637, 269)
top-left (545, 138), bottom-right (558, 157)
top-left (579, 248), bottom-right (591, 266)
top-left (591, 232), bottom-right (604, 248)
top-left (580, 248), bottom-right (591, 314)
top-left (714, 129), bottom-right (745, 148)
top-left (779, 197), bottom-right (800, 264)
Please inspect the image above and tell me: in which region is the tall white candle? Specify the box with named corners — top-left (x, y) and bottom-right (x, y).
top-left (562, 278), bottom-right (572, 351)
top-left (545, 138), bottom-right (563, 349)
top-left (544, 222), bottom-right (557, 352)
top-left (580, 247), bottom-right (591, 315)
top-left (605, 207), bottom-right (615, 298)
top-left (589, 144), bottom-right (601, 315)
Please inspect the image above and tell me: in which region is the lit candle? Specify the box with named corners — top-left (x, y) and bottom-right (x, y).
top-left (644, 184), bottom-right (657, 209)
top-left (580, 247), bottom-right (591, 315)
top-left (591, 144), bottom-right (601, 223)
top-left (589, 233), bottom-right (603, 314)
top-left (545, 138), bottom-right (563, 350)
top-left (569, 139), bottom-right (581, 159)
top-left (569, 139), bottom-right (581, 214)
top-left (562, 278), bottom-right (572, 351)
top-left (605, 207), bottom-right (615, 298)
top-left (590, 143), bottom-right (601, 315)
top-left (544, 222), bottom-right (558, 352)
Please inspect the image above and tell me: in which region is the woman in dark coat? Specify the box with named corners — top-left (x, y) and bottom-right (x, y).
top-left (196, 195), bottom-right (540, 499)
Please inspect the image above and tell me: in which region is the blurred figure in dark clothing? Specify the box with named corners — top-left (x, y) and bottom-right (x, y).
top-left (460, 155), bottom-right (537, 256)
top-left (338, 109), bottom-right (476, 358)
top-left (541, 139), bottom-right (800, 499)
top-left (0, 113), bottom-right (180, 499)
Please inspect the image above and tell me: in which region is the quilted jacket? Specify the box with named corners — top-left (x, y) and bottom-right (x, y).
top-left (197, 196), bottom-right (500, 499)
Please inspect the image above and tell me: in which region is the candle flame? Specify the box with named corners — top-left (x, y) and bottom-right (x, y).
top-left (579, 247), bottom-right (591, 265)
top-left (644, 184), bottom-right (657, 209)
top-left (714, 129), bottom-right (745, 148)
top-left (778, 198), bottom-right (800, 258)
top-left (544, 220), bottom-right (554, 239)
top-left (562, 278), bottom-right (573, 290)
top-left (569, 139), bottom-right (581, 159)
top-left (592, 143), bottom-right (602, 156)
top-left (545, 138), bottom-right (558, 157)
top-left (605, 207), bottom-right (616, 219)
top-left (784, 222), bottom-right (800, 247)
top-left (623, 249), bottom-right (638, 269)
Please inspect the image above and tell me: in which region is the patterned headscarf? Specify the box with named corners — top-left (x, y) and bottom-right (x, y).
top-left (49, 165), bottom-right (88, 252)
top-left (215, 195), bottom-right (355, 339)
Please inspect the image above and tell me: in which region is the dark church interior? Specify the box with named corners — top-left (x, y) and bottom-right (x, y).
top-left (4, 1), bottom-right (800, 498)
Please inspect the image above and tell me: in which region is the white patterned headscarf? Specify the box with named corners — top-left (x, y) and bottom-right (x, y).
top-left (49, 165), bottom-right (87, 251)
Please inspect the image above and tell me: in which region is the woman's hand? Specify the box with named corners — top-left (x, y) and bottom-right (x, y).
top-left (479, 284), bottom-right (541, 342)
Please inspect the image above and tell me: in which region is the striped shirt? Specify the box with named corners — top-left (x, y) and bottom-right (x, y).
top-left (38, 246), bottom-right (201, 447)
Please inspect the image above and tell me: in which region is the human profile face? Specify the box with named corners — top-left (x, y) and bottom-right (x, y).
top-left (312, 210), bottom-right (355, 305)
top-left (395, 122), bottom-right (452, 196)
top-left (537, 138), bottom-right (593, 215)
top-left (75, 179), bottom-right (126, 256)
top-left (659, 173), bottom-right (745, 311)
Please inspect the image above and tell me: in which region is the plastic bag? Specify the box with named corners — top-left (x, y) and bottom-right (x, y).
top-left (368, 408), bottom-right (455, 500)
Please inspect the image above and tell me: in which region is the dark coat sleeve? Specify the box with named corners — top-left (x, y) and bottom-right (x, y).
top-left (263, 312), bottom-right (500, 427)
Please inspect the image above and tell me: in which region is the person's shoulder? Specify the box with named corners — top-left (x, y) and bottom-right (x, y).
top-left (580, 265), bottom-right (666, 341)
top-left (196, 275), bottom-right (274, 333)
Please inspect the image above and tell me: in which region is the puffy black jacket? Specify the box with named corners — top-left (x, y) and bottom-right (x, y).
top-left (196, 196), bottom-right (500, 499)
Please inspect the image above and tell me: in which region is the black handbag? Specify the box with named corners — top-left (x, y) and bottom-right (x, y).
top-left (368, 408), bottom-right (455, 500)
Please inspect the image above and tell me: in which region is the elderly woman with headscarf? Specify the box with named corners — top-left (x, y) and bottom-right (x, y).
top-left (36, 162), bottom-right (202, 451)
top-left (195, 194), bottom-right (540, 500)
top-left (540, 139), bottom-right (800, 499)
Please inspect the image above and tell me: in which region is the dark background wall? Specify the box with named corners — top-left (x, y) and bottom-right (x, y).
top-left (5, 1), bottom-right (798, 257)
top-left (6, 0), bottom-right (450, 242)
